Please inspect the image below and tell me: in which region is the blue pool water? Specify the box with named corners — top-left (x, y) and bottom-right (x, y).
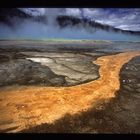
top-left (0, 22), bottom-right (140, 42)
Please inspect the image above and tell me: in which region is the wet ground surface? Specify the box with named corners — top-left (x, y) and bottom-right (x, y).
top-left (0, 40), bottom-right (140, 53)
top-left (20, 56), bottom-right (140, 133)
top-left (0, 40), bottom-right (130, 87)
top-left (0, 51), bottom-right (100, 87)
top-left (0, 40), bottom-right (140, 133)
top-left (0, 40), bottom-right (117, 87)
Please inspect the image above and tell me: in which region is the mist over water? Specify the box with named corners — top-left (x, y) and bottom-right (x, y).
top-left (0, 8), bottom-right (140, 41)
top-left (0, 23), bottom-right (139, 41)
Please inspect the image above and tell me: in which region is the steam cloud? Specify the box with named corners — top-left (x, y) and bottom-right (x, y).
top-left (0, 8), bottom-right (140, 41)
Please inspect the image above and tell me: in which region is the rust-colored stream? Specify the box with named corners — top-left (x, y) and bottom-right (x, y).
top-left (0, 51), bottom-right (140, 133)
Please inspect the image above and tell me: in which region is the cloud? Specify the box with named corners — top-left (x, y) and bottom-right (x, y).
top-left (65, 8), bottom-right (81, 17)
top-left (19, 8), bottom-right (140, 31)
top-left (80, 8), bottom-right (140, 31)
top-left (0, 8), bottom-right (140, 41)
top-left (19, 8), bottom-right (46, 16)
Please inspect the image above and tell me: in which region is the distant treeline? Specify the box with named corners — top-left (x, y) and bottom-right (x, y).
top-left (0, 8), bottom-right (140, 36)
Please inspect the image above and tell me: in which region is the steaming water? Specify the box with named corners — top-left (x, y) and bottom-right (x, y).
top-left (0, 21), bottom-right (140, 42)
